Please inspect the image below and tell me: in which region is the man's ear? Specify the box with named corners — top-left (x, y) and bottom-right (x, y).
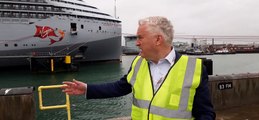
top-left (156, 35), bottom-right (163, 45)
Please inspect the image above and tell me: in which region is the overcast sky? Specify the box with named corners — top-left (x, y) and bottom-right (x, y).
top-left (87, 0), bottom-right (259, 37)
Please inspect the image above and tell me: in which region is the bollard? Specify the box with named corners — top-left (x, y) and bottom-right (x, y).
top-left (0, 87), bottom-right (35, 120)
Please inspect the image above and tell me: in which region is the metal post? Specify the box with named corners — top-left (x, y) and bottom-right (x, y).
top-left (50, 58), bottom-right (54, 72)
top-left (38, 85), bottom-right (71, 120)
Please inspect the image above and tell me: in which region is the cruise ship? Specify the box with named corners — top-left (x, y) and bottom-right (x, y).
top-left (0, 0), bottom-right (121, 67)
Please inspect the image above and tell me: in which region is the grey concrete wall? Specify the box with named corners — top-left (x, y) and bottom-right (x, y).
top-left (209, 73), bottom-right (259, 110)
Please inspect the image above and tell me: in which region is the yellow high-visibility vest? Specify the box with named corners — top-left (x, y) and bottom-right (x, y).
top-left (127, 55), bottom-right (202, 120)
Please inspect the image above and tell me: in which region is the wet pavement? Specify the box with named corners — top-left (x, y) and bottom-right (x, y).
top-left (216, 103), bottom-right (259, 120)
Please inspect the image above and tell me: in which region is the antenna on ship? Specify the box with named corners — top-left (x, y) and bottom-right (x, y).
top-left (114, 0), bottom-right (117, 19)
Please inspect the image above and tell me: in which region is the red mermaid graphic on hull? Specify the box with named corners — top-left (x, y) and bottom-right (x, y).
top-left (34, 25), bottom-right (65, 45)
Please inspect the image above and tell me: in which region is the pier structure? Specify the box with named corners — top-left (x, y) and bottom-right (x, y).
top-left (29, 54), bottom-right (79, 73)
top-left (28, 50), bottom-right (81, 72)
top-left (0, 51), bottom-right (80, 72)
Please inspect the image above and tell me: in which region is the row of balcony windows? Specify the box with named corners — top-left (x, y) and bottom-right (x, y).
top-left (0, 12), bottom-right (55, 18)
top-left (3, 0), bottom-right (96, 9)
top-left (0, 13), bottom-right (117, 24)
top-left (2, 0), bottom-right (44, 3)
top-left (2, 0), bottom-right (96, 10)
top-left (0, 4), bottom-right (62, 12)
top-left (0, 4), bottom-right (110, 17)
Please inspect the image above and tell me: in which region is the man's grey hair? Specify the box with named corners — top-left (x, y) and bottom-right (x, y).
top-left (138, 16), bottom-right (174, 45)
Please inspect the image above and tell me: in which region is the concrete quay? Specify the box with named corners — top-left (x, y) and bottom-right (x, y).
top-left (210, 73), bottom-right (259, 120)
top-left (216, 102), bottom-right (259, 120)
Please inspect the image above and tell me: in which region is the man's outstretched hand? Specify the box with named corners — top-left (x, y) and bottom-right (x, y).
top-left (62, 79), bottom-right (87, 95)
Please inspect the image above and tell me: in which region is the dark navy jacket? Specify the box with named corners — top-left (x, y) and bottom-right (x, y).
top-left (87, 52), bottom-right (216, 120)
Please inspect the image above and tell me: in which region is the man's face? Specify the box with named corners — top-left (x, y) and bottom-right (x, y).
top-left (136, 24), bottom-right (158, 60)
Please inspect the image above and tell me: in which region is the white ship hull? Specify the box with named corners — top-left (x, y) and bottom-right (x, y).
top-left (0, 0), bottom-right (122, 67)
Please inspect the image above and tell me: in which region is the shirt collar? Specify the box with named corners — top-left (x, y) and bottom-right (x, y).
top-left (149, 47), bottom-right (176, 66)
top-left (164, 47), bottom-right (176, 65)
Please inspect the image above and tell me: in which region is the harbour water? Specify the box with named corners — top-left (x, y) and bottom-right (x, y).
top-left (1, 54), bottom-right (259, 120)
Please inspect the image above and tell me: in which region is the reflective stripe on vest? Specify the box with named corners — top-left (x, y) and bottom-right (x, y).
top-left (127, 56), bottom-right (143, 84)
top-left (133, 97), bottom-right (192, 118)
top-left (127, 55), bottom-right (202, 119)
top-left (130, 56), bottom-right (143, 85)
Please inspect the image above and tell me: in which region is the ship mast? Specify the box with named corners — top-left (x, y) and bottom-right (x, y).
top-left (114, 0), bottom-right (117, 18)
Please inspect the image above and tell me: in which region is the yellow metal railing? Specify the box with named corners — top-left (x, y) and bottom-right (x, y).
top-left (38, 85), bottom-right (71, 120)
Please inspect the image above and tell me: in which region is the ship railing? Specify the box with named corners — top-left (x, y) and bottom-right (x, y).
top-left (0, 18), bottom-right (29, 24)
top-left (30, 52), bottom-right (68, 57)
top-left (3, 0), bottom-right (45, 3)
top-left (53, 42), bottom-right (88, 56)
top-left (0, 52), bottom-right (67, 58)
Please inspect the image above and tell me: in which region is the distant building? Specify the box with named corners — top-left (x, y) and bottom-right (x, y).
top-left (123, 35), bottom-right (191, 54)
top-left (173, 41), bottom-right (189, 53)
top-left (233, 44), bottom-right (255, 53)
top-left (124, 35), bottom-right (138, 49)
top-left (123, 35), bottom-right (139, 55)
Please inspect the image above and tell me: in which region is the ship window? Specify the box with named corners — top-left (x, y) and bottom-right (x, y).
top-left (13, 12), bottom-right (20, 18)
top-left (5, 44), bottom-right (8, 47)
top-left (70, 23), bottom-right (77, 31)
top-left (21, 13), bottom-right (28, 18)
top-left (38, 6), bottom-right (44, 11)
top-left (13, 5), bottom-right (19, 9)
top-left (46, 7), bottom-right (52, 11)
top-left (29, 5), bottom-right (36, 10)
top-left (38, 0), bottom-right (44, 2)
top-left (38, 14), bottom-right (45, 18)
top-left (99, 26), bottom-right (101, 30)
top-left (29, 13), bottom-right (37, 18)
top-left (3, 12), bottom-right (11, 17)
top-left (46, 14), bottom-right (52, 17)
top-left (21, 5), bottom-right (27, 10)
top-left (81, 25), bottom-right (84, 29)
top-left (14, 44), bottom-right (18, 47)
top-left (3, 4), bottom-right (11, 9)
top-left (53, 7), bottom-right (60, 12)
